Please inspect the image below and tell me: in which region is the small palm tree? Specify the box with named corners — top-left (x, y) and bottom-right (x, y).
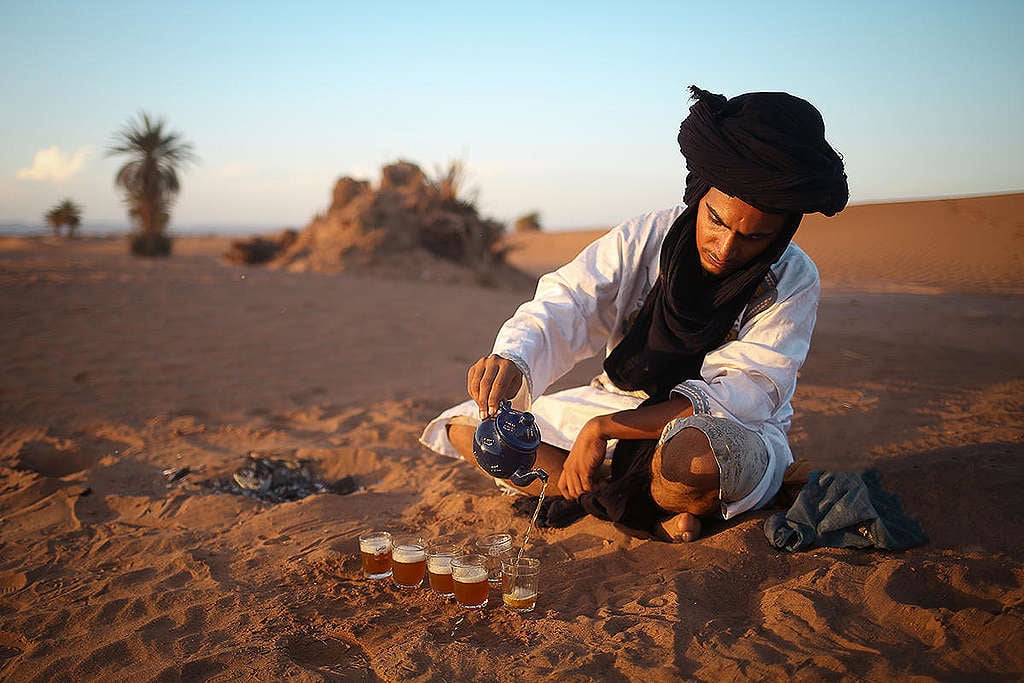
top-left (107, 111), bottom-right (196, 256)
top-left (45, 198), bottom-right (83, 238)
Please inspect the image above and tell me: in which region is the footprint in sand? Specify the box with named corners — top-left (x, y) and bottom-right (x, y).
top-left (16, 431), bottom-right (132, 478)
top-left (0, 572), bottom-right (28, 594)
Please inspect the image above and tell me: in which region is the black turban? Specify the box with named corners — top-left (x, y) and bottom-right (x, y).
top-left (679, 85), bottom-right (848, 216)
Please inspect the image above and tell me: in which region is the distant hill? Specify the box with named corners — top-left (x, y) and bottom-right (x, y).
top-left (504, 192), bottom-right (1024, 295)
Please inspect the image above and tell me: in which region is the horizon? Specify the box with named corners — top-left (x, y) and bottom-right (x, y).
top-left (2, 1), bottom-right (1022, 232)
top-left (4, 188), bottom-right (1023, 238)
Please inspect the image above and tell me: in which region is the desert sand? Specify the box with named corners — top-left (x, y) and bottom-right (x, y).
top-left (1, 193), bottom-right (1022, 681)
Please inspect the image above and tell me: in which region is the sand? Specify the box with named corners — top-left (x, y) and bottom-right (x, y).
top-left (1, 193), bottom-right (1022, 681)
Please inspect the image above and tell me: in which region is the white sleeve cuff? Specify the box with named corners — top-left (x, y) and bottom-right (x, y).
top-left (670, 382), bottom-right (710, 414)
top-left (493, 351), bottom-right (534, 399)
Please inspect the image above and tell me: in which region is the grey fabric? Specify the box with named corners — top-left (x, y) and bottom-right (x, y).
top-left (764, 470), bottom-right (928, 552)
top-left (660, 415), bottom-right (768, 506)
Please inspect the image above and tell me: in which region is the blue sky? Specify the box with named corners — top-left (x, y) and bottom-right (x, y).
top-left (2, 0), bottom-right (1022, 232)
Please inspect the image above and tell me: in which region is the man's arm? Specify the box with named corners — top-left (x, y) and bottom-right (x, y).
top-left (559, 397), bottom-right (694, 499)
top-left (490, 210), bottom-right (677, 402)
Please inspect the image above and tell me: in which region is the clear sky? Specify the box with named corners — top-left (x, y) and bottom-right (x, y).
top-left (2, 0), bottom-right (1022, 232)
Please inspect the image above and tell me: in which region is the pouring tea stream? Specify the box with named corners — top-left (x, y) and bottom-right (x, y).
top-left (473, 400), bottom-right (548, 566)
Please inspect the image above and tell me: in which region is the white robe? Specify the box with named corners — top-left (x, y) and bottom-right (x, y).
top-left (420, 204), bottom-right (820, 519)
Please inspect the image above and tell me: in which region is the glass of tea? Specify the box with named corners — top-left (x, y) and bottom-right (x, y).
top-left (501, 557), bottom-right (540, 612)
top-left (390, 535), bottom-right (428, 589)
top-left (450, 554), bottom-right (490, 609)
top-left (358, 531), bottom-right (393, 579)
top-left (426, 543), bottom-right (462, 598)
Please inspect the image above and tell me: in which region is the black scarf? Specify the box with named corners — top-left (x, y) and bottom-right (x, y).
top-left (603, 179), bottom-right (801, 402)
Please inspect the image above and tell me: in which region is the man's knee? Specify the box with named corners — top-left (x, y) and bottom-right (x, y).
top-left (656, 427), bottom-right (718, 489)
top-left (446, 423), bottom-right (476, 461)
top-left (650, 426), bottom-right (720, 516)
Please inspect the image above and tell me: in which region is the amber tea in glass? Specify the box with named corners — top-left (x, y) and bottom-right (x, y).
top-left (359, 531), bottom-right (393, 579)
top-left (451, 554), bottom-right (489, 609)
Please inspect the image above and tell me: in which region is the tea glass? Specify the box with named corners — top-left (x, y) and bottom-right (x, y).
top-left (426, 543), bottom-right (462, 598)
top-left (501, 557), bottom-right (540, 612)
top-left (391, 535), bottom-right (428, 589)
top-left (451, 554), bottom-right (490, 609)
top-left (358, 531), bottom-right (393, 579)
top-left (476, 532), bottom-right (513, 587)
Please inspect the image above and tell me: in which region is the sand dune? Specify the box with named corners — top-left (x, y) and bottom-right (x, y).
top-left (507, 192), bottom-right (1024, 295)
top-left (1, 193), bottom-right (1022, 680)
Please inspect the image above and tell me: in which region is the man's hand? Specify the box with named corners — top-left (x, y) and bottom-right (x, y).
top-left (556, 399), bottom-right (695, 500)
top-left (558, 418), bottom-right (609, 499)
top-left (467, 354), bottom-right (523, 418)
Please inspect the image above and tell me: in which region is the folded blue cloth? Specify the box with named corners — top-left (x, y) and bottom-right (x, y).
top-left (764, 470), bottom-right (927, 551)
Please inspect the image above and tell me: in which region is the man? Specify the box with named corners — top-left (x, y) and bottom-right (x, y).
top-left (420, 86), bottom-right (848, 541)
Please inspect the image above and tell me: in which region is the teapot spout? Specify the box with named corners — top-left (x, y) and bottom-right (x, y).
top-left (509, 467), bottom-right (549, 487)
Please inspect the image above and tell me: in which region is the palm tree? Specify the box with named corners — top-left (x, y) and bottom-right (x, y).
top-left (107, 111), bottom-right (196, 256)
top-left (44, 198), bottom-right (83, 238)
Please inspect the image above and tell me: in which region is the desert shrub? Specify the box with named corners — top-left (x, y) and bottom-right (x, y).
top-left (224, 229), bottom-right (298, 265)
top-left (419, 160), bottom-right (504, 267)
top-left (514, 211), bottom-right (542, 233)
top-left (430, 159), bottom-right (477, 208)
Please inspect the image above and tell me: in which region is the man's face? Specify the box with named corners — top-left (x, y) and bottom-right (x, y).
top-left (695, 187), bottom-right (788, 277)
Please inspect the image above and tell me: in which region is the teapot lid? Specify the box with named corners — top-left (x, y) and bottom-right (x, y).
top-left (494, 400), bottom-right (541, 453)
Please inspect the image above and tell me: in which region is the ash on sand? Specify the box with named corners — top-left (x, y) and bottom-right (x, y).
top-left (197, 452), bottom-right (359, 503)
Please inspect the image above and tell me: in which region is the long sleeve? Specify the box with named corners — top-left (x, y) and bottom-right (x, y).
top-left (672, 244), bottom-right (820, 430)
top-left (491, 208), bottom-right (680, 399)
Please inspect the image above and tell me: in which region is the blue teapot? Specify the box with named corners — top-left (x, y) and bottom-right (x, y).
top-left (473, 400), bottom-right (548, 487)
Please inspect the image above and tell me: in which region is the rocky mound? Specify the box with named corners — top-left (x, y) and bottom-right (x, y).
top-left (269, 160), bottom-right (535, 290)
top-left (223, 229), bottom-right (298, 265)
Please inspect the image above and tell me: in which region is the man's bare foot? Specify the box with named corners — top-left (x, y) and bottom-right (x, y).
top-left (659, 511), bottom-right (702, 543)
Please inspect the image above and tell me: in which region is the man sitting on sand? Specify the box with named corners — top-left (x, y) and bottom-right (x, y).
top-left (420, 86), bottom-right (849, 541)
